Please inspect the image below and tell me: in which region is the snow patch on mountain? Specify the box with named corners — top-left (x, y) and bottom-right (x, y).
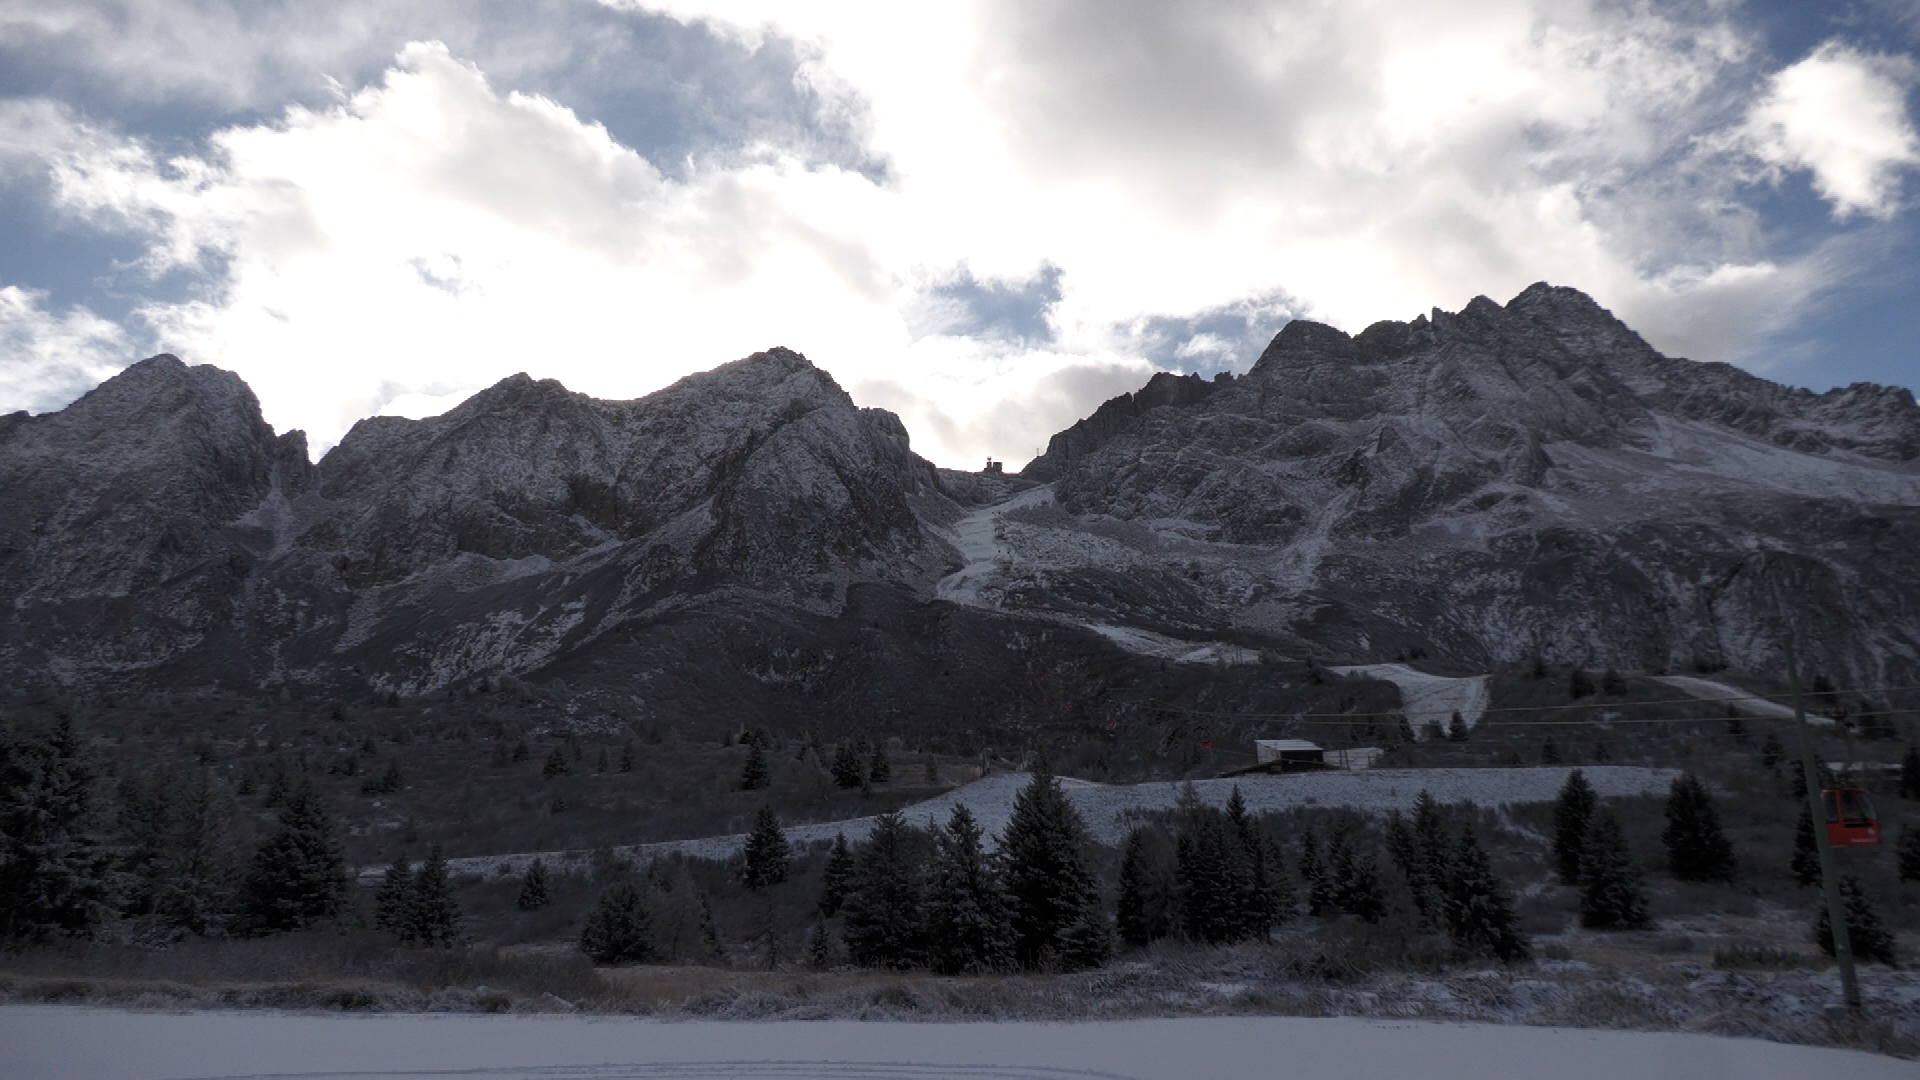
top-left (1331, 664), bottom-right (1491, 736)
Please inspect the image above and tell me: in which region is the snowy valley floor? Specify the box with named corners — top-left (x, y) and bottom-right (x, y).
top-left (4, 1004), bottom-right (1916, 1080)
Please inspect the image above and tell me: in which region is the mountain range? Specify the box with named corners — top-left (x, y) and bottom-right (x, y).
top-left (4, 283), bottom-right (1917, 734)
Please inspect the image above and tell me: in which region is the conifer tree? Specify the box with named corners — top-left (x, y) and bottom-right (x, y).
top-left (742, 805), bottom-right (791, 891)
top-left (240, 783), bottom-right (347, 934)
top-left (818, 832), bottom-right (855, 917)
top-left (580, 881), bottom-right (655, 965)
top-left (1299, 830), bottom-right (1332, 916)
top-left (119, 765), bottom-right (235, 940)
top-left (0, 717), bottom-right (114, 941)
top-left (375, 854), bottom-right (413, 936)
top-left (1760, 733), bottom-right (1785, 773)
top-left (1576, 806), bottom-right (1648, 930)
top-left (1568, 669), bottom-right (1595, 699)
top-left (840, 811), bottom-right (926, 969)
top-left (1443, 825), bottom-right (1530, 961)
top-left (1447, 712), bottom-right (1468, 742)
top-left (740, 741), bottom-right (771, 791)
top-left (1226, 787), bottom-right (1281, 937)
top-left (1661, 772), bottom-right (1735, 882)
top-left (1902, 746), bottom-right (1920, 800)
top-left (1816, 874), bottom-right (1897, 965)
top-left (542, 747), bottom-right (570, 778)
top-left (1001, 765), bottom-right (1108, 969)
top-left (1326, 824), bottom-right (1387, 922)
top-left (516, 858), bottom-right (550, 911)
top-left (1176, 804), bottom-right (1252, 943)
top-left (806, 919), bottom-right (834, 968)
top-left (619, 740), bottom-right (635, 773)
top-left (1600, 668), bottom-right (1626, 696)
top-left (1791, 805), bottom-right (1822, 887)
top-left (925, 805), bottom-right (1015, 974)
top-left (830, 743), bottom-right (864, 789)
top-left (1551, 769), bottom-right (1597, 885)
top-left (1897, 826), bottom-right (1920, 883)
top-left (409, 844), bottom-right (461, 946)
top-left (868, 741), bottom-right (891, 785)
top-left (1540, 739), bottom-right (1561, 765)
top-left (1116, 825), bottom-right (1178, 946)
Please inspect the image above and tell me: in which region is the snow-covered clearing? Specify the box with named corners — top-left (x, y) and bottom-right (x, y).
top-left (397, 766), bottom-right (1678, 884)
top-left (5, 1006), bottom-right (1909, 1080)
top-left (934, 484), bottom-right (1055, 607)
top-left (1331, 663), bottom-right (1491, 734)
top-left (1655, 675), bottom-right (1835, 726)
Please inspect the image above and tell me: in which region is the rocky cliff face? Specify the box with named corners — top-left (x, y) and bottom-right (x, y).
top-left (3, 284), bottom-right (1917, 706)
top-left (1008, 284), bottom-right (1920, 684)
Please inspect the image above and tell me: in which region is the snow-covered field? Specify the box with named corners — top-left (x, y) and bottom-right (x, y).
top-left (397, 766), bottom-right (1679, 884)
top-left (4, 1006), bottom-right (1909, 1080)
top-left (1655, 675), bottom-right (1836, 726)
top-left (1330, 663), bottom-right (1491, 734)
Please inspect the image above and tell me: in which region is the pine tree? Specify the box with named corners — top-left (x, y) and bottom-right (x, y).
top-left (374, 854), bottom-right (413, 936)
top-left (1001, 765), bottom-right (1108, 969)
top-left (119, 765), bottom-right (235, 941)
top-left (1447, 712), bottom-right (1468, 742)
top-left (619, 740), bottom-right (635, 773)
top-left (806, 919), bottom-right (835, 968)
top-left (1299, 830), bottom-right (1332, 916)
top-left (1551, 769), bottom-right (1597, 885)
top-left (1226, 787), bottom-right (1280, 937)
top-left (1661, 772), bottom-right (1735, 882)
top-left (0, 717), bottom-right (114, 942)
top-left (1540, 739), bottom-right (1561, 765)
top-left (1116, 826), bottom-right (1178, 946)
top-left (830, 742), bottom-right (864, 789)
top-left (1790, 804), bottom-right (1822, 887)
top-left (511, 739), bottom-right (530, 763)
top-left (1600, 668), bottom-right (1626, 696)
top-left (840, 811), bottom-right (927, 969)
top-left (925, 805), bottom-right (1015, 974)
top-left (1568, 669), bottom-right (1595, 699)
top-left (362, 758), bottom-right (402, 795)
top-left (1577, 806), bottom-right (1648, 930)
top-left (516, 858), bottom-right (550, 911)
top-left (1897, 826), bottom-right (1920, 883)
top-left (868, 741), bottom-right (891, 785)
top-left (818, 832), bottom-right (855, 917)
top-left (1443, 825), bottom-right (1530, 962)
top-left (240, 783), bottom-right (347, 934)
top-left (1176, 804), bottom-right (1252, 943)
top-left (1816, 874), bottom-right (1897, 966)
top-left (1385, 797), bottom-right (1446, 931)
top-left (740, 741), bottom-right (771, 791)
top-left (409, 844), bottom-right (461, 946)
top-left (580, 881), bottom-right (655, 965)
top-left (742, 805), bottom-right (791, 890)
top-left (1760, 733), bottom-right (1785, 773)
top-left (542, 747), bottom-right (570, 778)
top-left (1326, 824), bottom-right (1386, 922)
top-left (1902, 746), bottom-right (1920, 800)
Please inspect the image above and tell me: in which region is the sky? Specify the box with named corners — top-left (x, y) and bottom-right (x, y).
top-left (0, 1), bottom-right (1917, 470)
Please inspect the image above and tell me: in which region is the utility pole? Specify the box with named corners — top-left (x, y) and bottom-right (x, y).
top-left (1785, 629), bottom-right (1861, 1013)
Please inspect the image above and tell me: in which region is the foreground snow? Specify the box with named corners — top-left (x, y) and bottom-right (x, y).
top-left (4, 1005), bottom-right (1910, 1080)
top-left (388, 766), bottom-right (1678, 884)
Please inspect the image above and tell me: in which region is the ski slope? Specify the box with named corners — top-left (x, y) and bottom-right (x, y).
top-left (1330, 663), bottom-right (1491, 735)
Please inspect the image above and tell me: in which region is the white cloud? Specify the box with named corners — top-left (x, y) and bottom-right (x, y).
top-left (8, 5), bottom-right (1920, 469)
top-left (1740, 42), bottom-right (1920, 221)
top-left (0, 286), bottom-right (131, 413)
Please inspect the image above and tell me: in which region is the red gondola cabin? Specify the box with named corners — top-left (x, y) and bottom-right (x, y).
top-left (1823, 786), bottom-right (1880, 847)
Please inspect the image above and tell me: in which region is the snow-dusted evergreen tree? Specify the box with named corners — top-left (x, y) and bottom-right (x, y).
top-left (1225, 786), bottom-right (1281, 937)
top-left (240, 782), bottom-right (346, 934)
top-left (374, 854), bottom-right (413, 936)
top-left (119, 765), bottom-right (235, 940)
top-left (742, 805), bottom-right (791, 891)
top-left (0, 716), bottom-right (114, 942)
top-left (516, 857), bottom-right (550, 911)
top-left (1326, 823), bottom-right (1386, 922)
top-left (1115, 825), bottom-right (1178, 946)
top-left (409, 844), bottom-right (461, 946)
top-left (925, 804), bottom-right (1014, 974)
top-left (1443, 825), bottom-right (1529, 962)
top-left (1551, 769), bottom-right (1597, 885)
top-left (1791, 804), bottom-right (1821, 887)
top-left (1577, 806), bottom-right (1648, 930)
top-left (806, 919), bottom-right (834, 968)
top-left (1176, 801), bottom-right (1251, 943)
top-left (830, 742), bottom-right (864, 789)
top-left (867, 741), bottom-right (891, 785)
top-left (580, 881), bottom-right (655, 965)
top-left (1899, 826), bottom-right (1920, 883)
top-left (840, 811), bottom-right (926, 969)
top-left (1661, 772), bottom-right (1734, 882)
top-left (1816, 874), bottom-right (1896, 965)
top-left (818, 831), bottom-right (855, 917)
top-left (740, 741), bottom-right (771, 791)
top-left (1299, 830), bottom-right (1332, 916)
top-left (1385, 791), bottom-right (1448, 931)
top-left (1001, 763), bottom-right (1108, 970)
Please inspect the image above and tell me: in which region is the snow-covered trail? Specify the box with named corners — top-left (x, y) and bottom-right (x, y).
top-left (1332, 662), bottom-right (1492, 735)
top-left (382, 766), bottom-right (1678, 884)
top-left (933, 483), bottom-right (1055, 607)
top-left (1656, 674), bottom-right (1836, 726)
top-left (7, 1007), bottom-right (1910, 1080)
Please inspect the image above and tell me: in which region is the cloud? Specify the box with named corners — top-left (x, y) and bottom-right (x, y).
top-left (1740, 41), bottom-right (1920, 220)
top-left (0, 285), bottom-right (131, 413)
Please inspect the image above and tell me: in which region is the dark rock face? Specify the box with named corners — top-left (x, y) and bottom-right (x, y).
top-left (1009, 283), bottom-right (1920, 684)
top-left (4, 284), bottom-right (1918, 708)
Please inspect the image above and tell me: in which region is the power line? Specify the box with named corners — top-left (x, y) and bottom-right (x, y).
top-left (1142, 682), bottom-right (1920, 724)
